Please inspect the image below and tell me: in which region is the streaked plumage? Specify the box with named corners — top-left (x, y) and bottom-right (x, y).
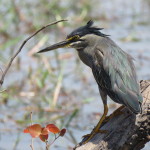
top-left (91, 37), bottom-right (142, 113)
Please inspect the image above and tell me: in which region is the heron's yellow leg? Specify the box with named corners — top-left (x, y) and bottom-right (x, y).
top-left (104, 105), bottom-right (124, 123)
top-left (93, 104), bottom-right (108, 132)
top-left (82, 104), bottom-right (108, 144)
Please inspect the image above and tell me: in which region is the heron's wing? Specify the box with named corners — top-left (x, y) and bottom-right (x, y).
top-left (96, 38), bottom-right (143, 113)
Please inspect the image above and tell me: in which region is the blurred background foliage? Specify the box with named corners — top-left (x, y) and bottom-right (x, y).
top-left (0, 0), bottom-right (150, 149)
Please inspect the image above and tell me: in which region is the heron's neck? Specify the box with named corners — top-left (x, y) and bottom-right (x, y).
top-left (77, 49), bottom-right (94, 68)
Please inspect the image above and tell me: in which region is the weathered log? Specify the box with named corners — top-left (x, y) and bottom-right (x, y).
top-left (75, 80), bottom-right (150, 150)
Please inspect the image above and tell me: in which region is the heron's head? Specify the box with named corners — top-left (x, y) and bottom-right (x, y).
top-left (38, 20), bottom-right (108, 53)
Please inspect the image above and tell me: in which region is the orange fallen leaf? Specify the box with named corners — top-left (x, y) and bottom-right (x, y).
top-left (39, 134), bottom-right (48, 142)
top-left (24, 124), bottom-right (42, 138)
top-left (41, 127), bottom-right (49, 135)
top-left (23, 128), bottom-right (29, 133)
top-left (46, 124), bottom-right (60, 134)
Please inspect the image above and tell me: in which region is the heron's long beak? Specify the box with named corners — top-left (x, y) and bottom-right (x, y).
top-left (37, 40), bottom-right (70, 53)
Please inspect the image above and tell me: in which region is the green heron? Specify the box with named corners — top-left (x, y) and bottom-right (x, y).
top-left (38, 20), bottom-right (143, 143)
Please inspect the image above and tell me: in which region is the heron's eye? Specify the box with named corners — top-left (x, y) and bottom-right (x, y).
top-left (67, 35), bottom-right (80, 41)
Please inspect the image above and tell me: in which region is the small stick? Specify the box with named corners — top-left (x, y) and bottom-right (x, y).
top-left (50, 134), bottom-right (60, 146)
top-left (30, 112), bottom-right (34, 149)
top-left (30, 138), bottom-right (34, 150)
top-left (30, 112), bottom-right (33, 125)
top-left (45, 141), bottom-right (50, 150)
top-left (0, 19), bottom-right (67, 88)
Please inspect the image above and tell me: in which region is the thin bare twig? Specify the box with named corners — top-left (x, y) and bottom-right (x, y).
top-left (30, 112), bottom-right (33, 125)
top-left (50, 134), bottom-right (60, 146)
top-left (30, 138), bottom-right (34, 150)
top-left (0, 19), bottom-right (67, 88)
top-left (45, 141), bottom-right (50, 150)
top-left (29, 112), bottom-right (34, 150)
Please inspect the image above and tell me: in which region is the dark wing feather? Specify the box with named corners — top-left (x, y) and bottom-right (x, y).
top-left (97, 38), bottom-right (143, 113)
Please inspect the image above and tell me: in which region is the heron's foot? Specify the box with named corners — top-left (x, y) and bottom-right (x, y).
top-left (104, 105), bottom-right (125, 123)
top-left (81, 104), bottom-right (109, 144)
top-left (82, 129), bottom-right (107, 144)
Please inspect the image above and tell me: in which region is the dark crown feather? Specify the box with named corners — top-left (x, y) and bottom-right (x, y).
top-left (86, 20), bottom-right (94, 27)
top-left (86, 20), bottom-right (103, 30)
top-left (67, 20), bottom-right (109, 38)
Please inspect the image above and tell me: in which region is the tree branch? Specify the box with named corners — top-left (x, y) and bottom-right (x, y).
top-left (75, 80), bottom-right (150, 150)
top-left (0, 19), bottom-right (67, 88)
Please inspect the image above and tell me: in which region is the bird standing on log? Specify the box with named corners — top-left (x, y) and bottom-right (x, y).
top-left (38, 20), bottom-right (143, 143)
